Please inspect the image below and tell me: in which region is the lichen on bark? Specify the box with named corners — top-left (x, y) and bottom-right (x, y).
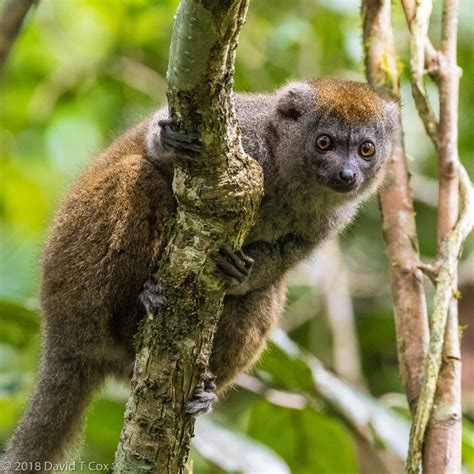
top-left (113, 1), bottom-right (263, 473)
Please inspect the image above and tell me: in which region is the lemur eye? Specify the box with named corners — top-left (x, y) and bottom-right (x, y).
top-left (359, 141), bottom-right (375, 158)
top-left (315, 134), bottom-right (333, 152)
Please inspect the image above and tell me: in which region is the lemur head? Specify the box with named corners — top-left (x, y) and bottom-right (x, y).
top-left (270, 78), bottom-right (398, 196)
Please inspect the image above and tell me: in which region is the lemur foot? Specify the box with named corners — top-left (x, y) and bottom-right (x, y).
top-left (212, 245), bottom-right (254, 287)
top-left (158, 119), bottom-right (203, 154)
top-left (139, 278), bottom-right (167, 316)
top-left (185, 373), bottom-right (217, 416)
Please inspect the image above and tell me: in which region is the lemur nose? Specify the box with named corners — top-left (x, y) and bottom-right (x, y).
top-left (339, 169), bottom-right (355, 182)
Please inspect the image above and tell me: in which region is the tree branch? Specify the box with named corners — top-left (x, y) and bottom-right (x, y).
top-left (400, 0), bottom-right (440, 78)
top-left (406, 166), bottom-right (474, 473)
top-left (362, 0), bottom-right (429, 408)
top-left (369, 1), bottom-right (469, 471)
top-left (113, 1), bottom-right (263, 472)
top-left (402, 0), bottom-right (440, 149)
top-left (0, 0), bottom-right (37, 77)
top-left (320, 241), bottom-right (365, 389)
top-left (423, 1), bottom-right (465, 471)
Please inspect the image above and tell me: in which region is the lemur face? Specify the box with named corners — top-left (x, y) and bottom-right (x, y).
top-left (306, 116), bottom-right (386, 194)
top-left (273, 78), bottom-right (398, 197)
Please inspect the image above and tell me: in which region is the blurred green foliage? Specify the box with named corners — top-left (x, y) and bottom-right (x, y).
top-left (0, 0), bottom-right (473, 472)
top-left (248, 401), bottom-right (358, 473)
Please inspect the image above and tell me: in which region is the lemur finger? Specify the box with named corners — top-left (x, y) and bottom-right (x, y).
top-left (221, 275), bottom-right (242, 287)
top-left (220, 245), bottom-right (254, 275)
top-left (162, 128), bottom-right (200, 144)
top-left (212, 252), bottom-right (247, 282)
top-left (139, 293), bottom-right (157, 316)
top-left (241, 252), bottom-right (255, 268)
top-left (160, 135), bottom-right (203, 153)
top-left (158, 119), bottom-right (203, 152)
top-left (219, 245), bottom-right (248, 273)
top-left (158, 119), bottom-right (172, 128)
top-left (204, 375), bottom-right (217, 392)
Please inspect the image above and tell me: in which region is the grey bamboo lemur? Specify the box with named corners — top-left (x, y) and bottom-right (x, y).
top-left (3, 78), bottom-right (397, 470)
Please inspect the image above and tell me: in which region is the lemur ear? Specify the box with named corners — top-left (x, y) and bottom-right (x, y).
top-left (276, 83), bottom-right (313, 121)
top-left (382, 98), bottom-right (400, 133)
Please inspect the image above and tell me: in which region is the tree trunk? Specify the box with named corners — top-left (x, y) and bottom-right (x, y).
top-left (362, 0), bottom-right (429, 410)
top-left (113, 1), bottom-right (263, 472)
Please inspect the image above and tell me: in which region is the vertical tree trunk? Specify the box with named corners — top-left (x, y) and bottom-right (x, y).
top-left (362, 0), bottom-right (429, 409)
top-left (113, 1), bottom-right (263, 472)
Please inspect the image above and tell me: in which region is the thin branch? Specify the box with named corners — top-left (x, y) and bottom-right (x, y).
top-left (402, 0), bottom-right (440, 149)
top-left (406, 164), bottom-right (474, 473)
top-left (239, 371), bottom-right (405, 474)
top-left (423, 0), bottom-right (464, 471)
top-left (362, 0), bottom-right (429, 408)
top-left (400, 0), bottom-right (440, 77)
top-left (108, 56), bottom-right (167, 101)
top-left (0, 0), bottom-right (37, 76)
top-left (399, 0), bottom-right (467, 470)
top-left (320, 241), bottom-right (365, 388)
top-left (286, 242), bottom-right (365, 387)
top-left (417, 260), bottom-right (440, 284)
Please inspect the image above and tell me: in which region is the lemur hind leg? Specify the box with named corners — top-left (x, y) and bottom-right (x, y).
top-left (210, 278), bottom-right (287, 391)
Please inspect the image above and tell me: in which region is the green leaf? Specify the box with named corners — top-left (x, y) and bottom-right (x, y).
top-left (0, 299), bottom-right (40, 348)
top-left (462, 417), bottom-right (474, 471)
top-left (256, 342), bottom-right (315, 394)
top-left (248, 400), bottom-right (358, 474)
top-left (0, 395), bottom-right (26, 442)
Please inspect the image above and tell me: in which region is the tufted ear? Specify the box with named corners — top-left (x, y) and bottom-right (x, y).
top-left (276, 82), bottom-right (313, 121)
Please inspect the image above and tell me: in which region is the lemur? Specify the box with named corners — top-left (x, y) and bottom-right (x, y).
top-left (3, 78), bottom-right (397, 471)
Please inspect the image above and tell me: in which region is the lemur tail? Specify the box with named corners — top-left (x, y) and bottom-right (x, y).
top-left (2, 355), bottom-right (103, 473)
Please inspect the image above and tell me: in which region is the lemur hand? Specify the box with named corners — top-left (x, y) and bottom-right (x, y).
top-left (211, 245), bottom-right (254, 293)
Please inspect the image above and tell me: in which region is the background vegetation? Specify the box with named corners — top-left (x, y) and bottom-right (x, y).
top-left (0, 0), bottom-right (472, 472)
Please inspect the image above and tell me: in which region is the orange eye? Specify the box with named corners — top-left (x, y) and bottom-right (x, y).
top-left (359, 141), bottom-right (375, 158)
top-left (315, 134), bottom-right (333, 152)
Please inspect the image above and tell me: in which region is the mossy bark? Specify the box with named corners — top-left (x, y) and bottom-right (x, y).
top-left (113, 1), bottom-right (263, 473)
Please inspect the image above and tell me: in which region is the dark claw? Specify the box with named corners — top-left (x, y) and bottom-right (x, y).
top-left (185, 373), bottom-right (217, 416)
top-left (158, 119), bottom-right (203, 154)
top-left (139, 278), bottom-right (167, 316)
top-left (211, 245), bottom-right (254, 287)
